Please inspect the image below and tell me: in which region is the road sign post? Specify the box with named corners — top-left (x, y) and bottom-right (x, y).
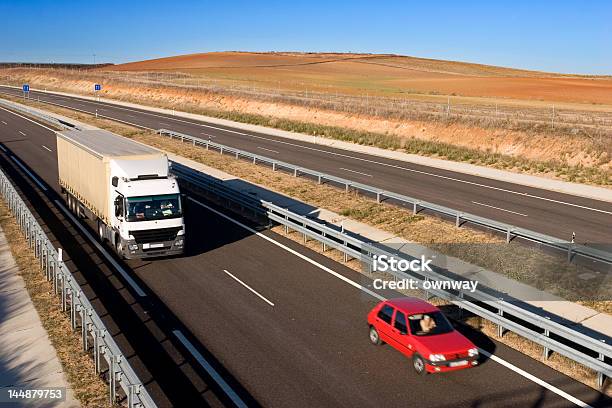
top-left (22, 84), bottom-right (30, 99)
top-left (94, 84), bottom-right (102, 101)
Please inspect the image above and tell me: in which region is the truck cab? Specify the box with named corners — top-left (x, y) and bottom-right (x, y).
top-left (109, 160), bottom-right (185, 258)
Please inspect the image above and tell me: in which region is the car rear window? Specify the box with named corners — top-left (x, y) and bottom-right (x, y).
top-left (377, 304), bottom-right (394, 324)
top-left (394, 311), bottom-right (408, 333)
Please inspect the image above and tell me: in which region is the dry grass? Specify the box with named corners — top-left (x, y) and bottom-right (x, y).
top-left (0, 202), bottom-right (108, 407)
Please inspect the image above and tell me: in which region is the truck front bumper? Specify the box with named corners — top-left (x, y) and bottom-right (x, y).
top-left (124, 239), bottom-right (185, 259)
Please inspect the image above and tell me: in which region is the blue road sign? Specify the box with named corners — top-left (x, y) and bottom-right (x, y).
top-left (22, 84), bottom-right (30, 92)
top-left (94, 84), bottom-right (102, 91)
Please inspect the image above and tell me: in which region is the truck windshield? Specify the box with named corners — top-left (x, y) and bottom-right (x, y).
top-left (126, 194), bottom-right (182, 222)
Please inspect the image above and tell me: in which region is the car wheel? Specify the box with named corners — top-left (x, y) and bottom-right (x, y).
top-left (412, 354), bottom-right (427, 375)
top-left (369, 326), bottom-right (382, 345)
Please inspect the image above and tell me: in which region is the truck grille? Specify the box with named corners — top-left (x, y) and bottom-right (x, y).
top-left (129, 227), bottom-right (182, 244)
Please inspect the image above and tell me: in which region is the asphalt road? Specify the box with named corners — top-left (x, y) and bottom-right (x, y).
top-left (0, 86), bottom-right (610, 248)
top-left (2, 105), bottom-right (611, 407)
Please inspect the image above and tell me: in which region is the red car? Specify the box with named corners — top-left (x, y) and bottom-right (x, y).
top-left (367, 297), bottom-right (479, 374)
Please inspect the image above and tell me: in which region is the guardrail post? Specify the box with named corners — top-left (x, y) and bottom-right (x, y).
top-left (235, 151), bottom-right (239, 159)
top-left (61, 275), bottom-right (67, 311)
top-left (93, 330), bottom-right (102, 374)
top-left (322, 232), bottom-right (327, 252)
top-left (597, 353), bottom-right (605, 389)
top-left (345, 183), bottom-right (349, 193)
top-left (272, 162), bottom-right (276, 171)
top-left (253, 157), bottom-right (256, 164)
top-left (543, 328), bottom-right (551, 359)
top-left (205, 140), bottom-right (209, 150)
top-left (497, 307), bottom-right (505, 337)
top-left (294, 169), bottom-right (298, 177)
top-left (413, 201), bottom-right (418, 214)
top-left (70, 290), bottom-right (77, 330)
top-left (567, 243), bottom-right (573, 263)
top-left (109, 355), bottom-right (118, 404)
top-left (506, 227), bottom-right (511, 243)
top-left (220, 146), bottom-right (224, 155)
top-left (455, 213), bottom-right (461, 227)
top-left (318, 175), bottom-right (322, 184)
top-left (376, 192), bottom-right (381, 203)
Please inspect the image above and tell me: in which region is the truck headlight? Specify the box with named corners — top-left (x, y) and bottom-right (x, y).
top-left (429, 354), bottom-right (446, 362)
top-left (175, 238), bottom-right (184, 247)
top-left (128, 244), bottom-right (139, 251)
top-left (468, 348), bottom-right (479, 357)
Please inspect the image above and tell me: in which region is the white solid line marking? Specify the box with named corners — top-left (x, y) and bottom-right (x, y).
top-left (479, 349), bottom-right (594, 408)
top-left (19, 131), bottom-right (26, 136)
top-left (471, 201), bottom-right (528, 217)
top-left (172, 330), bottom-right (248, 408)
top-left (223, 269), bottom-right (275, 306)
top-left (1, 121), bottom-right (7, 125)
top-left (54, 199), bottom-right (147, 297)
top-left (42, 145), bottom-right (52, 152)
top-left (257, 146), bottom-right (279, 154)
top-left (188, 195), bottom-right (592, 407)
top-left (188, 197), bottom-right (385, 301)
top-left (340, 167), bottom-right (373, 177)
top-left (10, 156), bottom-right (47, 191)
top-left (0, 106), bottom-right (57, 132)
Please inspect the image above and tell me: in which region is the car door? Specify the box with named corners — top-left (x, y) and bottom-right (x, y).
top-left (391, 311), bottom-right (414, 357)
top-left (375, 304), bottom-right (395, 343)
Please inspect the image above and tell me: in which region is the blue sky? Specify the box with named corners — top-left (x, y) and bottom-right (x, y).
top-left (0, 1), bottom-right (610, 74)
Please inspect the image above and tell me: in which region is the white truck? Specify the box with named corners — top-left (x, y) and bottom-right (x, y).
top-left (57, 130), bottom-right (185, 258)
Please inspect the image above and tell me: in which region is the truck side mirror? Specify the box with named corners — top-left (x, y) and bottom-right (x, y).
top-left (114, 196), bottom-right (123, 218)
top-left (112, 176), bottom-right (118, 187)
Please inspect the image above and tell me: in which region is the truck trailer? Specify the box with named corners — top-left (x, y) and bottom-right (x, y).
top-left (57, 130), bottom-right (185, 259)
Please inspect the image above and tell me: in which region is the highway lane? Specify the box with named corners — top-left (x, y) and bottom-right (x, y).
top-left (1, 85), bottom-right (610, 247)
top-left (1, 106), bottom-right (610, 407)
top-left (0, 108), bottom-right (235, 407)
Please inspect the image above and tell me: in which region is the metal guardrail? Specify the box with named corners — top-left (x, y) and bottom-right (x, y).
top-left (158, 129), bottom-right (612, 266)
top-left (171, 162), bottom-right (611, 389)
top-left (0, 157), bottom-right (155, 406)
top-left (0, 97), bottom-right (78, 130)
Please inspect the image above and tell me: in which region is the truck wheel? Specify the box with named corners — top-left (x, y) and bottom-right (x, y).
top-left (97, 221), bottom-right (105, 242)
top-left (369, 326), bottom-right (382, 346)
top-left (412, 354), bottom-right (427, 376)
top-left (115, 235), bottom-right (124, 259)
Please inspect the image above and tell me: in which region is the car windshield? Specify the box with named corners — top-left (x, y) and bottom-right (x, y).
top-left (126, 194), bottom-right (181, 222)
top-left (407, 311), bottom-right (454, 336)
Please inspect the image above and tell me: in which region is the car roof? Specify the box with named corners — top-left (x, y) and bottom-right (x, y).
top-left (385, 297), bottom-right (439, 314)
